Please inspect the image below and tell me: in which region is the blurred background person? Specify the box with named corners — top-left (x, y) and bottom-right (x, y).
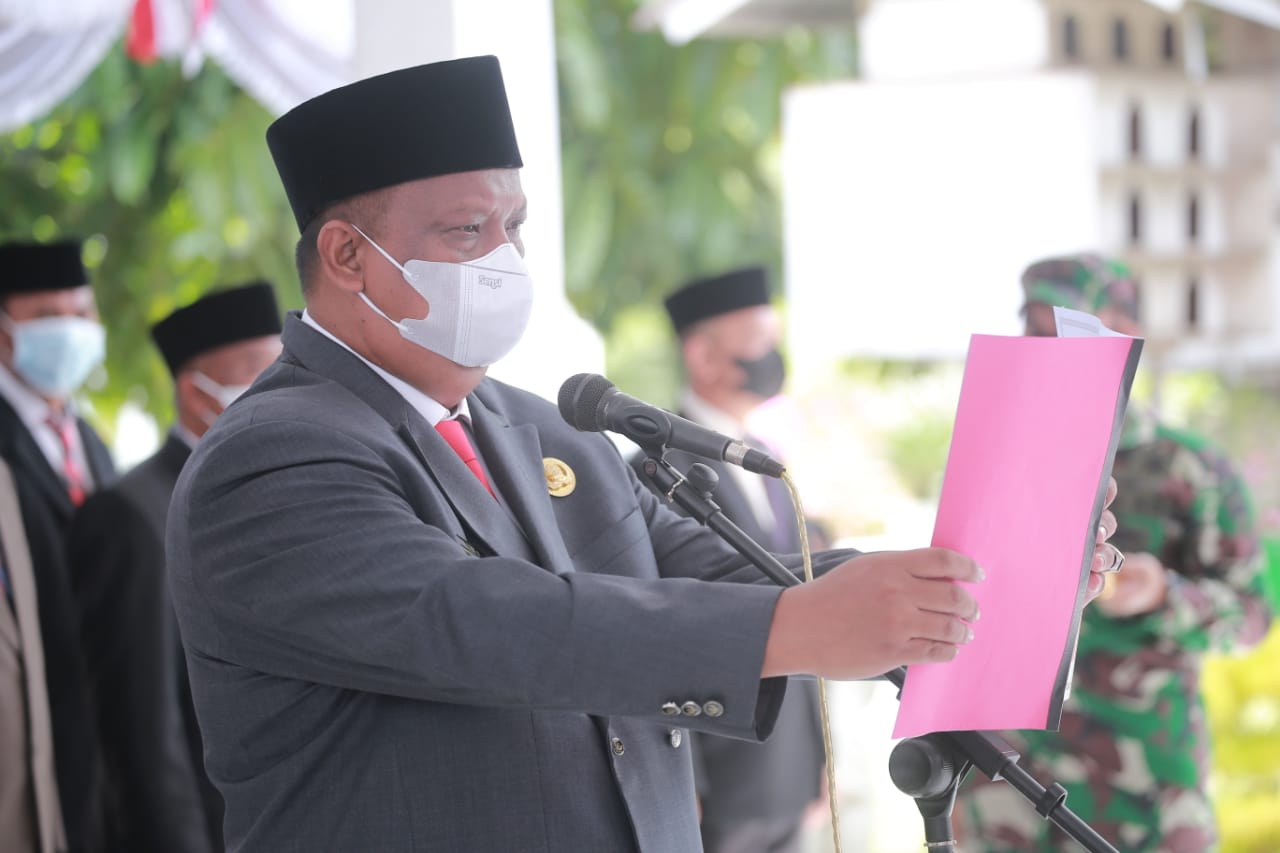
top-left (959, 253), bottom-right (1273, 853)
top-left (68, 281), bottom-right (283, 852)
top-left (1, 454), bottom-right (65, 853)
top-left (0, 237), bottom-right (113, 852)
top-left (633, 266), bottom-right (826, 853)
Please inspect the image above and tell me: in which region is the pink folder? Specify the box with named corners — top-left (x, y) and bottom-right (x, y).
top-left (892, 332), bottom-right (1142, 738)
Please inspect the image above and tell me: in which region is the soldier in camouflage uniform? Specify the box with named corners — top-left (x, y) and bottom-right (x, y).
top-left (958, 253), bottom-right (1272, 853)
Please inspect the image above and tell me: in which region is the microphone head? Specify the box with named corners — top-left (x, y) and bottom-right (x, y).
top-left (558, 373), bottom-right (616, 432)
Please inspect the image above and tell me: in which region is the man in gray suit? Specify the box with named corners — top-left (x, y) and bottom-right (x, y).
top-left (166, 56), bottom-right (1121, 853)
top-left (642, 266), bottom-right (826, 853)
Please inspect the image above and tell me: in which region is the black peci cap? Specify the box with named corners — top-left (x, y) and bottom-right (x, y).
top-left (150, 281), bottom-right (283, 376)
top-left (0, 239), bottom-right (88, 295)
top-left (266, 55), bottom-right (524, 231)
top-left (663, 266), bottom-right (772, 335)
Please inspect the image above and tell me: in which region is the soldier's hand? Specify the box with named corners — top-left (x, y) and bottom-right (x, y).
top-left (1095, 551), bottom-right (1167, 617)
top-left (1085, 476), bottom-right (1121, 602)
top-left (762, 548), bottom-right (983, 681)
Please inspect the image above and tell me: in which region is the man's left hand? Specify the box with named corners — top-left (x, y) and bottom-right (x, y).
top-left (1095, 551), bottom-right (1168, 617)
top-left (1084, 476), bottom-right (1122, 603)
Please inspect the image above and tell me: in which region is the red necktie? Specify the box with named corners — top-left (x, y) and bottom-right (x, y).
top-left (48, 414), bottom-right (87, 506)
top-left (435, 419), bottom-right (495, 497)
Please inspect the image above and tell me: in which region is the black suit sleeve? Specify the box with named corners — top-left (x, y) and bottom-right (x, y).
top-left (68, 490), bottom-right (213, 853)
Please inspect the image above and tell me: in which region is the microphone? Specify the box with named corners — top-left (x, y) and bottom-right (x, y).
top-left (558, 373), bottom-right (785, 478)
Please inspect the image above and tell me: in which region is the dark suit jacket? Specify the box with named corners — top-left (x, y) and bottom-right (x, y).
top-left (68, 434), bottom-right (217, 853)
top-left (631, 435), bottom-right (826, 825)
top-left (167, 315), bottom-right (849, 852)
top-left (0, 396), bottom-right (115, 853)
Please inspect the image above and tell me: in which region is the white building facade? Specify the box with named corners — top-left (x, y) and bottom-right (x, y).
top-left (781, 0), bottom-right (1280, 376)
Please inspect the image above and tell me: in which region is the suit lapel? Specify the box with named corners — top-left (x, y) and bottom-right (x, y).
top-left (0, 398), bottom-right (73, 521)
top-left (76, 418), bottom-right (116, 487)
top-left (397, 417), bottom-right (536, 562)
top-left (279, 316), bottom-right (537, 562)
top-left (469, 390), bottom-right (575, 576)
top-left (705, 459), bottom-right (766, 542)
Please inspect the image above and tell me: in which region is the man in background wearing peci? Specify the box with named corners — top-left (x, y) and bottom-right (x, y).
top-left (68, 281), bottom-right (283, 852)
top-left (0, 238), bottom-right (115, 852)
top-left (634, 265), bottom-right (825, 853)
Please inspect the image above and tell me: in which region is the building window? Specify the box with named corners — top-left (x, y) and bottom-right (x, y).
top-left (1161, 22), bottom-right (1178, 62)
top-left (1129, 193), bottom-right (1143, 245)
top-left (1128, 103), bottom-right (1143, 160)
top-left (1187, 277), bottom-right (1200, 329)
top-left (1188, 106), bottom-right (1201, 159)
top-left (1187, 192), bottom-right (1200, 243)
top-left (1063, 15), bottom-right (1079, 60)
top-left (1113, 18), bottom-right (1129, 61)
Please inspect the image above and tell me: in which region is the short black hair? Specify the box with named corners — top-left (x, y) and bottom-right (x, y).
top-left (293, 192), bottom-right (388, 294)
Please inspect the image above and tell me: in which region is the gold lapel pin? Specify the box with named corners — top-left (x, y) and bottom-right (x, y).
top-left (543, 457), bottom-right (576, 497)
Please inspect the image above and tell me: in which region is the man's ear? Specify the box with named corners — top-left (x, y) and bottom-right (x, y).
top-left (173, 370), bottom-right (202, 419)
top-left (314, 220), bottom-right (366, 294)
top-left (682, 332), bottom-right (721, 386)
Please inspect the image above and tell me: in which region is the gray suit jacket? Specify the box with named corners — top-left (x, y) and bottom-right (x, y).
top-left (168, 316), bottom-right (843, 852)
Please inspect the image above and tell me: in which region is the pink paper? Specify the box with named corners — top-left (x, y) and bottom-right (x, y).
top-left (892, 334), bottom-right (1140, 738)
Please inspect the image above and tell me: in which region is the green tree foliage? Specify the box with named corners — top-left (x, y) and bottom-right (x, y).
top-left (554, 0), bottom-right (856, 397)
top-left (0, 48), bottom-right (298, 440)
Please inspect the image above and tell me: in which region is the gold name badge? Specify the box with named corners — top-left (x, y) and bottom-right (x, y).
top-left (543, 457), bottom-right (576, 497)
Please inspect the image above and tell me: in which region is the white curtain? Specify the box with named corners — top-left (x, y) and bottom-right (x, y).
top-left (0, 0), bottom-right (128, 132)
top-left (0, 0), bottom-right (133, 29)
top-left (201, 0), bottom-right (352, 116)
top-left (0, 0), bottom-right (353, 133)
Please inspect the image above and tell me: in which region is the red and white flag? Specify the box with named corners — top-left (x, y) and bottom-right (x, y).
top-left (126, 0), bottom-right (214, 64)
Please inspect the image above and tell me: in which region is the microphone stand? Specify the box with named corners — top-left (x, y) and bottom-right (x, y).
top-left (636, 453), bottom-right (1118, 853)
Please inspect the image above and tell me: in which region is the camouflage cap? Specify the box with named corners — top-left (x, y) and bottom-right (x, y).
top-left (1020, 253), bottom-right (1140, 321)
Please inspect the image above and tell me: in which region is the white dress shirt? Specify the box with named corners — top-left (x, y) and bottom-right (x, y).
top-left (301, 311), bottom-right (468, 426)
top-left (679, 389), bottom-right (777, 537)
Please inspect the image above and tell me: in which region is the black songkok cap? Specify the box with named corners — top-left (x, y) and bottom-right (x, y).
top-left (266, 55), bottom-right (524, 231)
top-left (0, 239), bottom-right (88, 295)
top-left (150, 281), bottom-right (283, 376)
top-left (663, 266), bottom-right (772, 335)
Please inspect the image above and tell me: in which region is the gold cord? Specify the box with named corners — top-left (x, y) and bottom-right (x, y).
top-left (782, 470), bottom-right (841, 853)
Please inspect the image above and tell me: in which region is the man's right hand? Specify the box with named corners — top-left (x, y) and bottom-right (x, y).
top-left (761, 548), bottom-right (983, 680)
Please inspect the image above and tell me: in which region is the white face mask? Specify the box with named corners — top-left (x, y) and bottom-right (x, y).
top-left (2, 313), bottom-right (105, 398)
top-left (351, 225), bottom-right (534, 368)
top-left (191, 371), bottom-right (250, 425)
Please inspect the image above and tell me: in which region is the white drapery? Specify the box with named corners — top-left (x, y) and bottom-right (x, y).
top-left (200, 0), bottom-right (352, 116)
top-left (0, 5), bottom-right (126, 131)
top-left (0, 0), bottom-right (353, 131)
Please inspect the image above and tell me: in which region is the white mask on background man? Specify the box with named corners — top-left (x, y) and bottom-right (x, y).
top-left (191, 371), bottom-right (250, 421)
top-left (351, 224), bottom-right (533, 368)
top-left (2, 313), bottom-right (105, 397)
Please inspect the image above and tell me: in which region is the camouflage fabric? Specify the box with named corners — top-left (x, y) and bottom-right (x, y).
top-left (1021, 253), bottom-right (1141, 322)
top-left (958, 409), bottom-right (1272, 852)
